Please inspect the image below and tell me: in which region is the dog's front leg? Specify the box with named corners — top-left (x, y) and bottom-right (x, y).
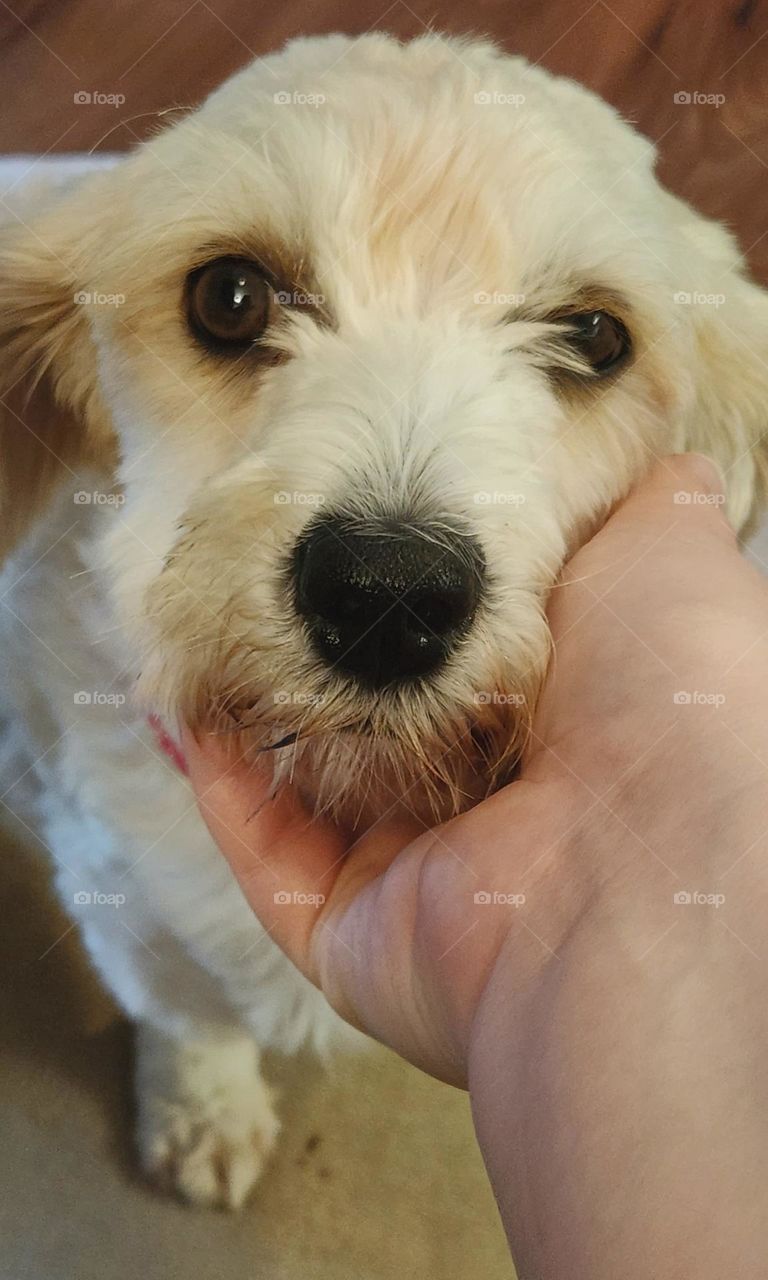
top-left (74, 904), bottom-right (280, 1209)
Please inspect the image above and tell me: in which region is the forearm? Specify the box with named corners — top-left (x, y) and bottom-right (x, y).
top-left (468, 870), bottom-right (768, 1279)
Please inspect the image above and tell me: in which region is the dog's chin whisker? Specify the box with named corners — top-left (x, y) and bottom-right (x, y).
top-left (257, 731), bottom-right (299, 753)
top-left (156, 667), bottom-right (530, 822)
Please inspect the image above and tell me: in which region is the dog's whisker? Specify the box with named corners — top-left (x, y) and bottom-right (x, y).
top-left (257, 731), bottom-right (299, 753)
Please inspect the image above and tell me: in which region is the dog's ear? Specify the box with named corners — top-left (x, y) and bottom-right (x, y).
top-left (667, 192), bottom-right (768, 535)
top-left (0, 170), bottom-right (115, 558)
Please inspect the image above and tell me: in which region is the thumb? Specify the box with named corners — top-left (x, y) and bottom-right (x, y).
top-left (181, 727), bottom-right (424, 980)
top-left (181, 726), bottom-right (350, 966)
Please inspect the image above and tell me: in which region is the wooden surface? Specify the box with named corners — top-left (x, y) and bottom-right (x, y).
top-left (0, 0), bottom-right (767, 279)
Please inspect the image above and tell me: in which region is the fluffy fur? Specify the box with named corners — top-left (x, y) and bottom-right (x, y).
top-left (1, 33), bottom-right (767, 1206)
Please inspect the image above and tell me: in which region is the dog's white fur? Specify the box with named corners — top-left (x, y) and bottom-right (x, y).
top-left (2, 33), bottom-right (768, 1206)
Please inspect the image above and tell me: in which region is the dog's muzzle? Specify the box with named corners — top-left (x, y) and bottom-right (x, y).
top-left (292, 515), bottom-right (485, 690)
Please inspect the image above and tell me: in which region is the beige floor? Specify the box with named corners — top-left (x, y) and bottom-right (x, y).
top-left (0, 811), bottom-right (514, 1280)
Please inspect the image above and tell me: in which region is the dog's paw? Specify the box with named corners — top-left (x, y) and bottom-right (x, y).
top-left (135, 1024), bottom-right (279, 1209)
top-left (140, 1094), bottom-right (279, 1209)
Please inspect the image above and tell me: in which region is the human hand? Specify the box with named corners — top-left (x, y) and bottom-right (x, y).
top-left (183, 455), bottom-right (768, 1088)
top-left (185, 453), bottom-right (768, 1276)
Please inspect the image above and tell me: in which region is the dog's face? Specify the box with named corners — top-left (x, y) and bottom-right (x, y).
top-left (3, 34), bottom-right (768, 820)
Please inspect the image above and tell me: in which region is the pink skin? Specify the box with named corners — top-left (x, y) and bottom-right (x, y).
top-left (184, 455), bottom-right (768, 1278)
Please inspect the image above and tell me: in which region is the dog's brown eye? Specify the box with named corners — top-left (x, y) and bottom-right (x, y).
top-left (555, 310), bottom-right (631, 375)
top-left (186, 257), bottom-right (273, 351)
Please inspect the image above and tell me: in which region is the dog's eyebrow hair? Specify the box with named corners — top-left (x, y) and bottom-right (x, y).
top-left (510, 283), bottom-right (634, 325)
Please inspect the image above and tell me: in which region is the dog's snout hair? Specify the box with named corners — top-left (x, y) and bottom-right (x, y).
top-left (291, 514), bottom-right (486, 691)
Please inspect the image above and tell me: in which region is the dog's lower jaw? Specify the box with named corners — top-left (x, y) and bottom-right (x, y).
top-left (259, 712), bottom-right (530, 828)
top-left (165, 666), bottom-right (540, 826)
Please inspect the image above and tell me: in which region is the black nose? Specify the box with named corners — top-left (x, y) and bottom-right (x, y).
top-left (292, 517), bottom-right (484, 690)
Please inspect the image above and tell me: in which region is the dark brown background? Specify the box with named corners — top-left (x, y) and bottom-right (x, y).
top-left (1, 1), bottom-right (767, 276)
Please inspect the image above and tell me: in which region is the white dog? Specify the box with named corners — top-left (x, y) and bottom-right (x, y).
top-left (1, 32), bottom-right (767, 1208)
